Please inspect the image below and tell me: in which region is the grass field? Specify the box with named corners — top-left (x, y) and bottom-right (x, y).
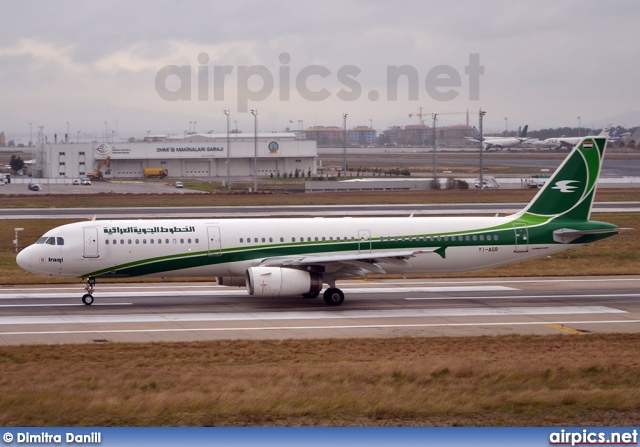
top-left (1, 189), bottom-right (638, 427)
top-left (2, 335), bottom-right (640, 426)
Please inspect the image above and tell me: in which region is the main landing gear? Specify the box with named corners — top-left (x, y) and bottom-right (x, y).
top-left (322, 288), bottom-right (345, 306)
top-left (82, 277), bottom-right (95, 305)
top-left (301, 287), bottom-right (345, 305)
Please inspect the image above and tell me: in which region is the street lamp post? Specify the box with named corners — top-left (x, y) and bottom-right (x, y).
top-left (479, 109), bottom-right (487, 189)
top-left (66, 122), bottom-right (69, 143)
top-left (577, 116), bottom-right (581, 137)
top-left (504, 117), bottom-right (508, 137)
top-left (343, 113), bottom-right (348, 179)
top-left (223, 110), bottom-right (231, 189)
top-left (432, 114), bottom-right (438, 182)
top-left (251, 109), bottom-right (258, 192)
top-left (28, 122), bottom-right (32, 147)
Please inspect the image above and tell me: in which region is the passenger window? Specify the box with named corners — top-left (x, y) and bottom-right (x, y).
top-left (105, 240), bottom-right (110, 245)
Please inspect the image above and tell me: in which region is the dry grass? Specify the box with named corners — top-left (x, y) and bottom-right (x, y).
top-left (1, 187), bottom-right (640, 208)
top-left (1, 335), bottom-right (640, 426)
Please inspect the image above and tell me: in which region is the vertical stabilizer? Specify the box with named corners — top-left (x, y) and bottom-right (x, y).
top-left (517, 137), bottom-right (607, 221)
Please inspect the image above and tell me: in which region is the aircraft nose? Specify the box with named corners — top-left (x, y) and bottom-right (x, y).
top-left (16, 246), bottom-right (35, 272)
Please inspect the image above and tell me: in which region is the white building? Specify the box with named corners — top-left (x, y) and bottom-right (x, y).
top-left (28, 133), bottom-right (318, 180)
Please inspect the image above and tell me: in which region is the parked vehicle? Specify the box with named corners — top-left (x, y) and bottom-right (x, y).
top-left (28, 182), bottom-right (41, 191)
top-left (144, 168), bottom-right (168, 178)
top-left (72, 179), bottom-right (80, 185)
top-left (175, 181), bottom-right (184, 188)
top-left (81, 179), bottom-right (92, 185)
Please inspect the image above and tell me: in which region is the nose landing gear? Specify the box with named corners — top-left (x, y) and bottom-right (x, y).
top-left (82, 277), bottom-right (95, 305)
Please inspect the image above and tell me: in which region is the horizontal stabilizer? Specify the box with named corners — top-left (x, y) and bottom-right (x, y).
top-left (553, 228), bottom-right (628, 244)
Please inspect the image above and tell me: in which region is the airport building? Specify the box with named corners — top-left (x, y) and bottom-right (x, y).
top-left (26, 133), bottom-right (318, 180)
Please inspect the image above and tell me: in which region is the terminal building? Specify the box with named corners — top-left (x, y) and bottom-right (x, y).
top-left (26, 133), bottom-right (318, 181)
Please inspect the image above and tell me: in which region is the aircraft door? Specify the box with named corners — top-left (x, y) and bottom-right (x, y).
top-left (513, 224), bottom-right (529, 253)
top-left (207, 226), bottom-right (222, 256)
top-left (83, 227), bottom-right (99, 258)
top-left (358, 229), bottom-right (371, 253)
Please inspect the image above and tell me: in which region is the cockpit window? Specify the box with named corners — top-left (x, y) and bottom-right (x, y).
top-left (36, 236), bottom-right (62, 245)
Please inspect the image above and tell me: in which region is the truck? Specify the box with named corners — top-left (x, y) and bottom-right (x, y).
top-left (144, 168), bottom-right (168, 179)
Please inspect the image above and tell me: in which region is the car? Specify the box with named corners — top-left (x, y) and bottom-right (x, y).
top-left (81, 179), bottom-right (91, 185)
top-left (28, 182), bottom-right (41, 191)
top-left (175, 181), bottom-right (184, 188)
top-left (72, 179), bottom-right (80, 185)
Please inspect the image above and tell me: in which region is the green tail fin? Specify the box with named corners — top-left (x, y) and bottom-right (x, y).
top-left (519, 137), bottom-right (607, 221)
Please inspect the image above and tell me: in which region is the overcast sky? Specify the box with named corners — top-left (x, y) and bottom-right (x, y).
top-left (1, 0), bottom-right (639, 141)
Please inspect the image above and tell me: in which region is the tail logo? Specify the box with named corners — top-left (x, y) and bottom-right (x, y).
top-left (551, 180), bottom-right (580, 193)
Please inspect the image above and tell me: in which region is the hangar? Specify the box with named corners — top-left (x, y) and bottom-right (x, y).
top-left (28, 133), bottom-right (318, 181)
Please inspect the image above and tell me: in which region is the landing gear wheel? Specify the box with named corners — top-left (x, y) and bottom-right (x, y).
top-left (302, 291), bottom-right (320, 299)
top-left (82, 294), bottom-right (94, 306)
top-left (323, 288), bottom-right (344, 306)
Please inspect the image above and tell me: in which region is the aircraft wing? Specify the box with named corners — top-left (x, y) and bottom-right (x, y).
top-left (260, 247), bottom-right (445, 275)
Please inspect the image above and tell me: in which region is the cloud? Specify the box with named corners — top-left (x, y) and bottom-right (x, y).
top-left (1, 0), bottom-right (639, 139)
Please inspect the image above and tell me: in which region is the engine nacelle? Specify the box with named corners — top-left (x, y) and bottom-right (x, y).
top-left (245, 267), bottom-right (323, 297)
top-left (217, 276), bottom-right (246, 287)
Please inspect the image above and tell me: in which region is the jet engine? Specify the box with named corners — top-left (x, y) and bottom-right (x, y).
top-left (216, 276), bottom-right (246, 287)
top-left (245, 267), bottom-right (323, 297)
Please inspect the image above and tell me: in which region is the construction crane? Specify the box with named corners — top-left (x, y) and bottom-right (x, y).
top-left (409, 108), bottom-right (468, 127)
top-left (408, 107), bottom-right (429, 126)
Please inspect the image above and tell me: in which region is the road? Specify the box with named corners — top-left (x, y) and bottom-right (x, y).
top-left (1, 276), bottom-right (639, 345)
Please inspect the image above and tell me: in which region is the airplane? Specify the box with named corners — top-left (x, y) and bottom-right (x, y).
top-left (16, 137), bottom-right (622, 307)
top-left (467, 125), bottom-right (530, 151)
top-left (532, 126), bottom-right (614, 150)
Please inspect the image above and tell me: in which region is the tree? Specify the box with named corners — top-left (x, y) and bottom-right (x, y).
top-left (445, 178), bottom-right (458, 190)
top-left (9, 155), bottom-right (25, 173)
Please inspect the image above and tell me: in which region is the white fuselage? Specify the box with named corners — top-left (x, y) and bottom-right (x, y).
top-left (16, 215), bottom-right (573, 280)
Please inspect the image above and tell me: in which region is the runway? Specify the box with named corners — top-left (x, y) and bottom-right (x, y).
top-left (1, 276), bottom-right (639, 345)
